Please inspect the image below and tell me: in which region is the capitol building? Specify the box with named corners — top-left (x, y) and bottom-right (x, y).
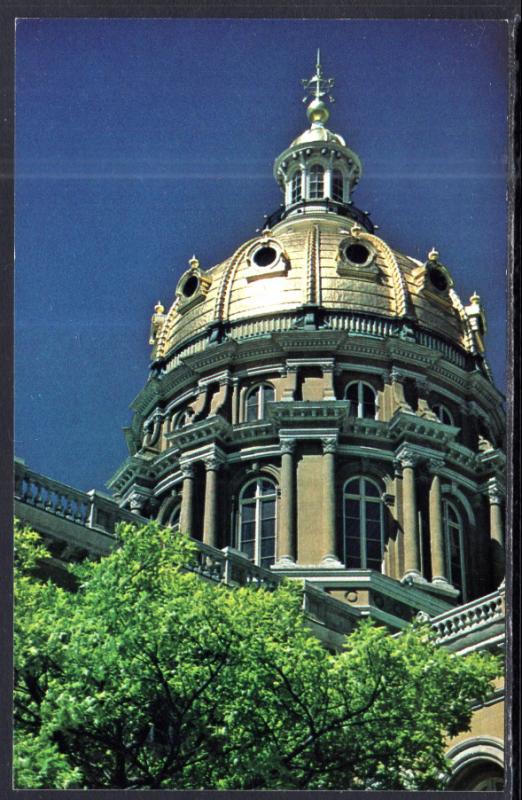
top-left (15, 54), bottom-right (506, 791)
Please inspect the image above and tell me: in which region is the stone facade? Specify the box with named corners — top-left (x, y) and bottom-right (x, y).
top-left (15, 56), bottom-right (506, 790)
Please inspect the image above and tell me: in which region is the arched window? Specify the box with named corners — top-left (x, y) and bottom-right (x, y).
top-left (290, 170), bottom-right (302, 204)
top-left (331, 169), bottom-right (344, 202)
top-left (173, 408), bottom-right (191, 430)
top-left (238, 478), bottom-right (277, 568)
top-left (167, 504), bottom-right (181, 534)
top-left (309, 165), bottom-right (324, 199)
top-left (343, 477), bottom-right (384, 570)
top-left (443, 498), bottom-right (466, 598)
top-left (245, 383), bottom-right (275, 422)
top-left (345, 382), bottom-right (377, 419)
top-left (432, 403), bottom-right (454, 426)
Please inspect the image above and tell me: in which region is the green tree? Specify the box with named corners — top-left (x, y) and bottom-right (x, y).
top-left (14, 520), bottom-right (500, 790)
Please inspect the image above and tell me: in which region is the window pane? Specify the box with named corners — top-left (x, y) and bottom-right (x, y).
top-left (344, 479), bottom-right (359, 496)
top-left (344, 499), bottom-right (360, 520)
top-left (366, 519), bottom-right (382, 542)
top-left (261, 535), bottom-right (275, 559)
top-left (345, 536), bottom-right (361, 567)
top-left (363, 480), bottom-right (380, 498)
top-left (332, 170), bottom-right (343, 202)
top-left (242, 482), bottom-right (257, 500)
top-left (263, 385), bottom-right (275, 404)
top-left (259, 480), bottom-right (276, 497)
top-left (365, 503), bottom-right (381, 523)
top-left (291, 170), bottom-right (302, 204)
top-left (309, 165), bottom-right (324, 199)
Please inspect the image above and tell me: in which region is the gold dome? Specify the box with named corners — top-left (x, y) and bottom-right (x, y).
top-left (150, 54), bottom-right (483, 372)
top-left (153, 214), bottom-right (477, 366)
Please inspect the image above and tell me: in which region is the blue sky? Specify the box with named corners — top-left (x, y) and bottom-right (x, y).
top-left (15, 18), bottom-right (509, 492)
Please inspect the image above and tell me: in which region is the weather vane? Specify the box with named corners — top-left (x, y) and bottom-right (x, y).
top-left (301, 49), bottom-right (335, 104)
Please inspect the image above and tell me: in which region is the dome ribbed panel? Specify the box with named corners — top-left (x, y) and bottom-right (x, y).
top-left (157, 217), bottom-right (474, 358)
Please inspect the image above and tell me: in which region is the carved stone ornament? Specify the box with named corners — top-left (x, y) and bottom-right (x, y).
top-left (321, 437), bottom-right (337, 454)
top-left (129, 492), bottom-right (146, 513)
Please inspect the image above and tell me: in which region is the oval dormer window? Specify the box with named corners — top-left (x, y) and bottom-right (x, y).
top-left (344, 242), bottom-right (372, 266)
top-left (252, 246), bottom-right (278, 268)
top-left (428, 266), bottom-right (448, 292)
top-left (182, 275), bottom-right (199, 298)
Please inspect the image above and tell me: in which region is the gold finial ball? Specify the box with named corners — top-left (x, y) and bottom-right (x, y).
top-left (470, 291), bottom-right (481, 305)
top-left (154, 301), bottom-right (165, 314)
top-left (307, 98), bottom-right (329, 125)
top-left (189, 254), bottom-right (200, 270)
top-left (428, 248), bottom-right (439, 262)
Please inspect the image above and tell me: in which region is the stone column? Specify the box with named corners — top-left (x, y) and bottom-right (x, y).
top-left (321, 437), bottom-right (342, 566)
top-left (321, 360), bottom-right (336, 400)
top-left (231, 378), bottom-right (240, 425)
top-left (397, 450), bottom-right (421, 579)
top-left (428, 459), bottom-right (447, 583)
top-left (277, 439), bottom-right (296, 564)
top-left (179, 463), bottom-right (195, 537)
top-left (203, 457), bottom-right (221, 548)
top-left (488, 480), bottom-right (505, 585)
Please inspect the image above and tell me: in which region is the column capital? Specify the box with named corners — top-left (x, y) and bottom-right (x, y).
top-left (321, 436), bottom-right (337, 454)
top-left (180, 462), bottom-right (195, 479)
top-left (204, 455), bottom-right (223, 472)
top-left (428, 457), bottom-right (445, 475)
top-left (487, 478), bottom-right (505, 505)
top-left (395, 446), bottom-right (419, 469)
top-left (280, 438), bottom-right (297, 455)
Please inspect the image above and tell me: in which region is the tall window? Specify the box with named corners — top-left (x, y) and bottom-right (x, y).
top-left (332, 169), bottom-right (344, 202)
top-left (443, 498), bottom-right (466, 598)
top-left (173, 408), bottom-right (190, 430)
top-left (345, 382), bottom-right (377, 419)
top-left (245, 383), bottom-right (275, 422)
top-left (290, 170), bottom-right (302, 204)
top-left (238, 478), bottom-right (277, 568)
top-left (343, 477), bottom-right (384, 570)
top-left (432, 403), bottom-right (454, 426)
top-left (167, 504), bottom-right (181, 534)
top-left (309, 165), bottom-right (324, 199)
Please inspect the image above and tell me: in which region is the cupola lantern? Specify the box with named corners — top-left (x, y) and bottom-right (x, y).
top-left (270, 52), bottom-right (371, 232)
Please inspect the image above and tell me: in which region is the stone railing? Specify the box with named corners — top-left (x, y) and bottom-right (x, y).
top-left (430, 590), bottom-right (504, 645)
top-left (14, 459), bottom-right (139, 539)
top-left (191, 543), bottom-right (281, 591)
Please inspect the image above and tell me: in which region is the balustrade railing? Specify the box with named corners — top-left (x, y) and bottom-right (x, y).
top-left (14, 460), bottom-right (138, 537)
top-left (430, 591), bottom-right (504, 644)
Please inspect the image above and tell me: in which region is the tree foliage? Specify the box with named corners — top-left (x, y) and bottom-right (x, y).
top-left (14, 520), bottom-right (500, 790)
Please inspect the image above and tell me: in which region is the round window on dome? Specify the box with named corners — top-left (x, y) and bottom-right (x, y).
top-left (344, 242), bottom-right (372, 266)
top-left (428, 266), bottom-right (448, 292)
top-left (182, 275), bottom-right (199, 298)
top-left (252, 245), bottom-right (278, 268)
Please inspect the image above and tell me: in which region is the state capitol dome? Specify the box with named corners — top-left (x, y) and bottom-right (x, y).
top-left (109, 52), bottom-right (504, 618)
top-left (149, 54), bottom-right (487, 375)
